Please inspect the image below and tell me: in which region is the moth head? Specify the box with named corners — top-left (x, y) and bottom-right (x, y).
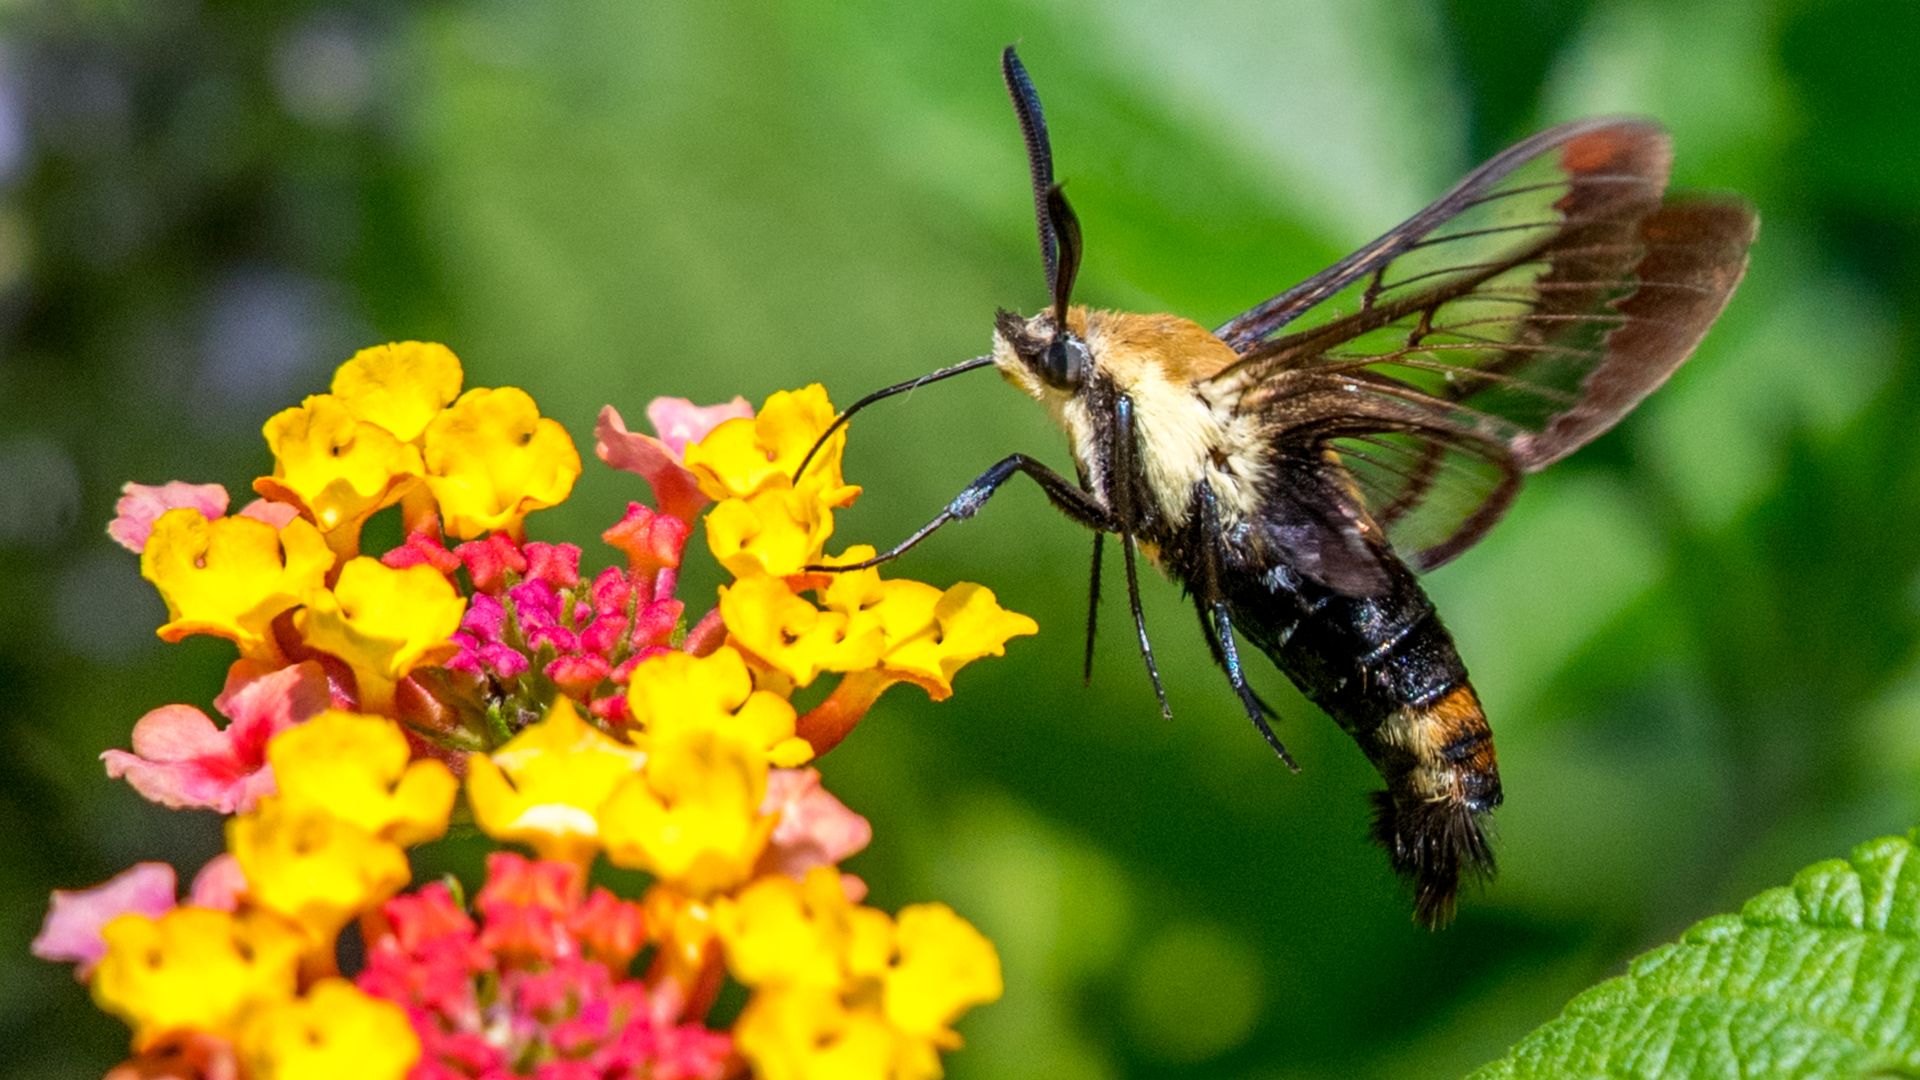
top-left (993, 306), bottom-right (1091, 397)
top-left (996, 47), bottom-right (1091, 401)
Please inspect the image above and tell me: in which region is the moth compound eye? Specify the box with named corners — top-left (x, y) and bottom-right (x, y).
top-left (1041, 335), bottom-right (1087, 390)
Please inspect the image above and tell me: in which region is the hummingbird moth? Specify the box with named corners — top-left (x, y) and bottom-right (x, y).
top-left (803, 47), bottom-right (1756, 924)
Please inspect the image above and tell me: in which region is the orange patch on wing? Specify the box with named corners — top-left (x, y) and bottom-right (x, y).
top-left (1561, 129), bottom-right (1628, 173)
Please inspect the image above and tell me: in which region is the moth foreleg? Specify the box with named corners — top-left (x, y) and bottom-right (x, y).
top-left (810, 453), bottom-right (1113, 572)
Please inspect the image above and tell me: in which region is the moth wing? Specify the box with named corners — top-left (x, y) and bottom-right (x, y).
top-left (1245, 384), bottom-right (1522, 581)
top-left (1214, 119), bottom-right (1755, 575)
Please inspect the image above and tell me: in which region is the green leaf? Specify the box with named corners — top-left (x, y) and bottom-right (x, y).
top-left (1471, 831), bottom-right (1920, 1080)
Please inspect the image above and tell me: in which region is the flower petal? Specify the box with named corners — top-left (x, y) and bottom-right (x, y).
top-left (602, 502), bottom-right (690, 575)
top-left (599, 731), bottom-right (774, 897)
top-left (329, 341), bottom-right (464, 443)
top-left (721, 576), bottom-right (882, 688)
top-left (884, 903), bottom-right (1004, 1040)
top-left (228, 800), bottom-right (412, 949)
top-left (865, 582), bottom-right (1039, 701)
top-left (422, 387), bottom-right (581, 539)
top-left (465, 698), bottom-right (645, 864)
top-left (92, 907), bottom-right (304, 1048)
top-left (647, 395), bottom-right (754, 458)
top-left (141, 511), bottom-right (334, 658)
top-left (627, 646), bottom-right (812, 769)
top-left (269, 711), bottom-right (457, 846)
top-left (189, 855), bottom-right (248, 912)
top-left (296, 559), bottom-right (466, 713)
top-left (255, 393), bottom-right (424, 539)
top-left (704, 487), bottom-right (837, 580)
top-left (594, 405), bottom-right (710, 524)
top-left (108, 482), bottom-right (230, 554)
top-left (243, 979), bottom-right (420, 1080)
top-left (103, 661), bottom-right (332, 813)
top-left (682, 385), bottom-right (854, 505)
top-left (32, 864), bottom-right (179, 977)
top-left (760, 768), bottom-right (873, 881)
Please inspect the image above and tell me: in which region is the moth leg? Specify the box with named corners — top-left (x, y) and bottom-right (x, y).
top-left (1107, 393), bottom-right (1173, 721)
top-left (1083, 531), bottom-right (1103, 686)
top-left (812, 453), bottom-right (1113, 572)
top-left (1118, 532), bottom-right (1173, 721)
top-left (1208, 601), bottom-right (1300, 772)
top-left (1190, 481), bottom-right (1297, 769)
top-left (1191, 593), bottom-right (1284, 719)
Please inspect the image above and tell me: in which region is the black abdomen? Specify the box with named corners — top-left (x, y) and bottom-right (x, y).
top-left (1221, 549), bottom-right (1503, 924)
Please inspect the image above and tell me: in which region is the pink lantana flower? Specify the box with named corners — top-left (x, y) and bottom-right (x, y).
top-left (647, 396), bottom-right (753, 458)
top-left (234, 498), bottom-right (301, 529)
top-left (359, 853), bottom-right (731, 1080)
top-left (32, 856), bottom-right (249, 982)
top-left (760, 767), bottom-right (874, 899)
top-left (602, 502), bottom-right (691, 577)
top-left (187, 854), bottom-right (247, 912)
top-left (444, 522), bottom-right (693, 728)
top-left (101, 661), bottom-right (329, 813)
top-left (106, 482), bottom-right (300, 553)
top-left (106, 482), bottom-right (231, 553)
top-left (30, 863), bottom-right (179, 978)
top-left (595, 397), bottom-right (751, 524)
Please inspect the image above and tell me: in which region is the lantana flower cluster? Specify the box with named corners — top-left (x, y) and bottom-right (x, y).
top-left (36, 342), bottom-right (1033, 1079)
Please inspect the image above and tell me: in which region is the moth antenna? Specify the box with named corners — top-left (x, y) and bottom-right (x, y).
top-left (793, 355), bottom-right (995, 482)
top-left (1045, 183), bottom-right (1083, 330)
top-left (1001, 46), bottom-right (1058, 294)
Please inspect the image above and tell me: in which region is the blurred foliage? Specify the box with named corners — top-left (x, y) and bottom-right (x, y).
top-left (1, 0), bottom-right (1917, 1077)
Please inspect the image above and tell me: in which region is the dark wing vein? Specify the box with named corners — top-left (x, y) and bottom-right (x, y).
top-left (1210, 118), bottom-right (1756, 582)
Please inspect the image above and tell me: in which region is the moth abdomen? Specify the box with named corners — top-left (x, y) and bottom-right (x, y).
top-left (1220, 549), bottom-right (1501, 925)
top-left (1370, 684), bottom-right (1501, 925)
top-left (1369, 786), bottom-right (1495, 927)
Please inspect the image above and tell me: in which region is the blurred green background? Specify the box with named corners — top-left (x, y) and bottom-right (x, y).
top-left (3, 0), bottom-right (1918, 1076)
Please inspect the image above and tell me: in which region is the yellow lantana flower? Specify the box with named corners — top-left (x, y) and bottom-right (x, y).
top-left (141, 509), bottom-right (333, 659)
top-left (683, 384), bottom-right (856, 505)
top-left (883, 903), bottom-right (1004, 1045)
top-left (599, 727), bottom-right (776, 897)
top-left (732, 987), bottom-right (901, 1080)
top-left (715, 868), bottom-right (891, 991)
top-left (718, 868), bottom-right (1000, 1080)
top-left (465, 698), bottom-right (645, 864)
top-left (877, 583), bottom-right (1038, 700)
top-left (227, 798), bottom-right (411, 949)
top-left (91, 906), bottom-right (303, 1049)
top-left (295, 558), bottom-right (466, 714)
top-left (269, 711), bottom-right (457, 847)
top-left (329, 341), bottom-right (464, 443)
top-left (421, 386), bottom-right (581, 538)
top-left (627, 646), bottom-right (814, 769)
top-left (818, 552), bottom-right (1037, 699)
top-left (255, 393), bottom-right (424, 546)
top-left (721, 575), bottom-right (883, 687)
top-left (241, 978), bottom-right (420, 1080)
top-left (705, 485), bottom-right (838, 579)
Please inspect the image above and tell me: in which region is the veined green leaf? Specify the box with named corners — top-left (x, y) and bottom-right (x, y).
top-left (1472, 831), bottom-right (1920, 1080)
